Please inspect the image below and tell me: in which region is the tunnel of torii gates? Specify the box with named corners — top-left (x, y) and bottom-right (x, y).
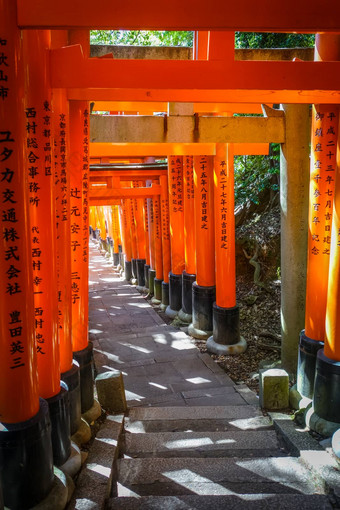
top-left (2, 0), bottom-right (340, 507)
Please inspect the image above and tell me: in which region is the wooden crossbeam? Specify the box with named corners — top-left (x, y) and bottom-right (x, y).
top-left (70, 87), bottom-right (340, 104)
top-left (90, 114), bottom-right (284, 144)
top-left (91, 101), bottom-right (265, 114)
top-left (17, 0), bottom-right (340, 32)
top-left (51, 47), bottom-right (340, 93)
top-left (89, 184), bottom-right (162, 205)
top-left (90, 143), bottom-right (217, 157)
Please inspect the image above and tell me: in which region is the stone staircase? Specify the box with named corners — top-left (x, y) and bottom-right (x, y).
top-left (106, 405), bottom-right (333, 509)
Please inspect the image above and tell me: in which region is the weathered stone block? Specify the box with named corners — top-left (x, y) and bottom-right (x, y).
top-left (259, 368), bottom-right (289, 410)
top-left (95, 371), bottom-right (127, 413)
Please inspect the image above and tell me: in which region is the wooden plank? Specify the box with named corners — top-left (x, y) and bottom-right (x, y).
top-left (17, 0), bottom-right (340, 31)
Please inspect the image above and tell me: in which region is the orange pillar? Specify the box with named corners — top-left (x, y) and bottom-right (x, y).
top-left (130, 194), bottom-right (138, 281)
top-left (207, 144), bottom-right (246, 354)
top-left (312, 33), bottom-right (340, 423)
top-left (96, 205), bottom-right (107, 241)
top-left (189, 156), bottom-right (216, 339)
top-left (179, 156), bottom-right (196, 322)
top-left (160, 174), bottom-right (171, 309)
top-left (298, 33), bottom-right (340, 401)
top-left (23, 28), bottom-right (60, 403)
top-left (52, 51), bottom-right (73, 380)
top-left (120, 199), bottom-right (133, 280)
top-left (133, 181), bottom-right (146, 286)
top-left (52, 34), bottom-right (81, 435)
top-left (152, 195), bottom-right (163, 302)
top-left (0, 5), bottom-right (53, 505)
top-left (166, 156), bottom-right (185, 316)
top-left (112, 205), bottom-right (121, 266)
top-left (147, 197), bottom-right (157, 294)
top-left (0, 2), bottom-right (40, 426)
top-left (23, 29), bottom-right (72, 465)
top-left (325, 118), bottom-right (340, 362)
top-left (68, 31), bottom-right (93, 413)
top-left (143, 196), bottom-right (151, 290)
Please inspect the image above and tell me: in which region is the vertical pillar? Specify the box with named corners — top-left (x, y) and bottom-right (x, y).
top-left (207, 144), bottom-right (246, 354)
top-left (189, 156), bottom-right (216, 339)
top-left (0, 2), bottom-right (54, 507)
top-left (120, 199), bottom-right (133, 280)
top-left (280, 104), bottom-right (310, 375)
top-left (147, 196), bottom-right (156, 294)
top-left (130, 194), bottom-right (138, 282)
top-left (179, 155), bottom-right (196, 323)
top-left (69, 29), bottom-right (93, 414)
top-left (151, 195), bottom-right (163, 303)
top-left (53, 79), bottom-right (81, 437)
top-left (134, 183), bottom-right (146, 287)
top-left (23, 29), bottom-right (71, 465)
top-left (297, 33), bottom-right (340, 398)
top-left (143, 196), bottom-right (150, 288)
top-left (166, 156), bottom-right (185, 318)
top-left (312, 34), bottom-right (340, 423)
top-left (112, 205), bottom-right (121, 266)
top-left (160, 174), bottom-right (171, 310)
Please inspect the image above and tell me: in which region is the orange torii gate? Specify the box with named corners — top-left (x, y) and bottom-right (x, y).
top-left (2, 2), bottom-right (340, 508)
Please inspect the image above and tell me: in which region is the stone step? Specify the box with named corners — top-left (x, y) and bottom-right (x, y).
top-left (125, 406), bottom-right (272, 433)
top-left (115, 457), bottom-right (325, 497)
top-left (107, 494), bottom-right (332, 510)
top-left (122, 430), bottom-right (283, 458)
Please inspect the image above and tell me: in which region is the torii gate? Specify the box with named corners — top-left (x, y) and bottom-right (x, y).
top-left (1, 1), bottom-right (340, 507)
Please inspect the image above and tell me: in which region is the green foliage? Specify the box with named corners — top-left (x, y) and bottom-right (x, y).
top-left (234, 144), bottom-right (280, 206)
top-left (90, 30), bottom-right (193, 47)
top-left (235, 32), bottom-right (315, 49)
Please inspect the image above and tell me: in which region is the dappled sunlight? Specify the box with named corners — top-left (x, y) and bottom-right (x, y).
top-left (171, 339), bottom-right (196, 350)
top-left (186, 377), bottom-right (211, 384)
top-left (228, 417), bottom-right (270, 430)
top-left (126, 302), bottom-right (150, 308)
top-left (99, 277), bottom-right (117, 282)
top-left (162, 469), bottom-right (235, 495)
top-left (236, 457), bottom-right (317, 492)
top-left (93, 347), bottom-right (123, 364)
top-left (89, 328), bottom-right (104, 334)
top-left (152, 333), bottom-right (167, 344)
top-left (119, 342), bottom-right (153, 354)
top-left (149, 381), bottom-right (168, 390)
top-left (96, 437), bottom-right (118, 446)
top-left (86, 463), bottom-right (111, 478)
top-left (165, 437), bottom-right (214, 449)
top-left (125, 389), bottom-right (146, 401)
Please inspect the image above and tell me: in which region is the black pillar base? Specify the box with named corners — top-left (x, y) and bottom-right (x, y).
top-left (124, 260), bottom-right (132, 281)
top-left (46, 382), bottom-right (71, 467)
top-left (149, 268), bottom-right (156, 295)
top-left (119, 252), bottom-right (124, 267)
top-left (73, 343), bottom-right (94, 414)
top-left (131, 258), bottom-right (137, 279)
top-left (153, 278), bottom-right (163, 301)
top-left (206, 303), bottom-right (247, 355)
top-left (144, 265), bottom-right (150, 289)
top-left (137, 258), bottom-right (146, 287)
top-left (166, 272), bottom-right (182, 317)
top-left (181, 271), bottom-right (196, 315)
top-left (297, 330), bottom-right (324, 399)
top-left (113, 252), bottom-right (120, 267)
top-left (161, 281), bottom-right (169, 310)
top-left (0, 399), bottom-right (54, 510)
top-left (188, 282), bottom-right (215, 339)
top-left (314, 349), bottom-right (340, 423)
top-left (61, 361), bottom-right (81, 435)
